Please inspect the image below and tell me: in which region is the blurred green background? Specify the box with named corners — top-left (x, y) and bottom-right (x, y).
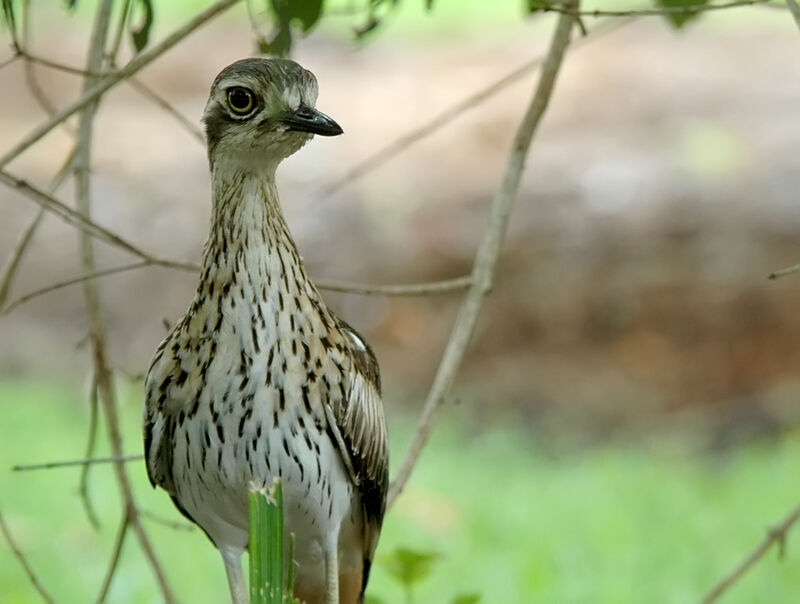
top-left (2, 0), bottom-right (800, 602)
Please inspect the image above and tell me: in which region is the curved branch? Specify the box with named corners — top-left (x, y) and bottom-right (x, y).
top-left (0, 0), bottom-right (241, 170)
top-left (0, 507), bottom-right (54, 604)
top-left (320, 17), bottom-right (628, 198)
top-left (703, 499), bottom-right (800, 603)
top-left (388, 0), bottom-right (580, 507)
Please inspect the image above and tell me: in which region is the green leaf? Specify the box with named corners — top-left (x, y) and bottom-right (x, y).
top-left (130, 0), bottom-right (154, 53)
top-left (381, 547), bottom-right (440, 589)
top-left (1, 0), bottom-right (17, 41)
top-left (293, 0), bottom-right (323, 32)
top-left (452, 594), bottom-right (481, 604)
top-left (249, 480), bottom-right (284, 604)
top-left (525, 0), bottom-right (553, 13)
top-left (656, 0), bottom-right (709, 27)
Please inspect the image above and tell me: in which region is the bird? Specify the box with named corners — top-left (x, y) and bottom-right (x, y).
top-left (143, 57), bottom-right (389, 604)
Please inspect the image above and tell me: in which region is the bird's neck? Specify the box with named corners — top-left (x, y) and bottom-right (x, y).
top-left (199, 167), bottom-right (319, 305)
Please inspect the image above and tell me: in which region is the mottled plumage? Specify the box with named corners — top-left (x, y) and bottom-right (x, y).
top-left (143, 58), bottom-right (388, 604)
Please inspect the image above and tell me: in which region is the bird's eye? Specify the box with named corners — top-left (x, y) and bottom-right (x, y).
top-left (226, 87), bottom-right (255, 116)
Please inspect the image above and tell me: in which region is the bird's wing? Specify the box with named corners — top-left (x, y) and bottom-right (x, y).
top-left (143, 331), bottom-right (187, 495)
top-left (326, 320), bottom-right (389, 588)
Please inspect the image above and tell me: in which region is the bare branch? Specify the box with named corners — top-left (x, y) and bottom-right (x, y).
top-left (140, 509), bottom-right (196, 532)
top-left (703, 500), bottom-right (800, 603)
top-left (0, 53), bottom-right (21, 70)
top-left (0, 146), bottom-right (77, 308)
top-left (0, 170), bottom-right (199, 272)
top-left (388, 0), bottom-right (580, 507)
top-left (95, 511), bottom-right (130, 604)
top-left (79, 372), bottom-right (102, 530)
top-left (12, 454), bottom-right (144, 472)
top-left (74, 1), bottom-right (175, 600)
top-left (315, 275), bottom-right (472, 296)
top-left (539, 0), bottom-right (771, 18)
top-left (768, 262), bottom-right (800, 280)
top-left (0, 0), bottom-right (241, 170)
top-left (127, 77), bottom-right (204, 143)
top-left (320, 17), bottom-right (628, 198)
top-left (786, 0), bottom-right (800, 30)
top-left (3, 261), bottom-right (151, 314)
top-left (0, 209), bottom-right (43, 307)
top-left (0, 507), bottom-right (55, 604)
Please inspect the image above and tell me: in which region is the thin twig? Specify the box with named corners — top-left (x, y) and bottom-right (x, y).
top-left (315, 275), bottom-right (472, 296)
top-left (320, 17), bottom-right (628, 198)
top-left (702, 500), bottom-right (800, 603)
top-left (79, 371), bottom-right (102, 530)
top-left (0, 209), bottom-right (43, 307)
top-left (388, 0), bottom-right (580, 507)
top-left (2, 258), bottom-right (471, 313)
top-left (0, 0), bottom-right (242, 170)
top-left (0, 146), bottom-right (78, 308)
top-left (0, 507), bottom-right (55, 604)
top-left (94, 510), bottom-right (130, 604)
top-left (140, 509), bottom-right (196, 532)
top-left (12, 454), bottom-right (144, 472)
top-left (539, 0), bottom-right (771, 17)
top-left (785, 0), bottom-right (800, 30)
top-left (768, 262), bottom-right (800, 280)
top-left (22, 53), bottom-right (107, 77)
top-left (75, 1), bottom-right (175, 600)
top-left (3, 261), bottom-right (151, 314)
top-left (21, 0), bottom-right (61, 122)
top-left (0, 170), bottom-right (199, 272)
top-left (0, 53), bottom-right (21, 70)
top-left (127, 77), bottom-right (204, 142)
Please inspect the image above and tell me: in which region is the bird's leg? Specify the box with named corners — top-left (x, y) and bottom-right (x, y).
top-left (324, 543), bottom-right (340, 604)
top-left (221, 545), bottom-right (249, 604)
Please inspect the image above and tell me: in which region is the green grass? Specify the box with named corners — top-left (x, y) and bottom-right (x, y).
top-left (1, 378), bottom-right (799, 603)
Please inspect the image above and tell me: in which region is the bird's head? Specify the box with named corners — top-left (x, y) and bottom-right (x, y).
top-left (202, 57), bottom-right (342, 173)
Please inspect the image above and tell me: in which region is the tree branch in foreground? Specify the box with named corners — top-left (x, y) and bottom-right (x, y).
top-left (321, 17), bottom-right (628, 198)
top-left (0, 0), bottom-right (241, 170)
top-left (539, 0), bottom-right (772, 18)
top-left (73, 1), bottom-right (175, 600)
top-left (387, 0), bottom-right (581, 507)
top-left (702, 499), bottom-right (800, 603)
top-left (0, 507), bottom-right (54, 604)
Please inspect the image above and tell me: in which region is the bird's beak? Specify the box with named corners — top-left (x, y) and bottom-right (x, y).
top-left (281, 103), bottom-right (343, 137)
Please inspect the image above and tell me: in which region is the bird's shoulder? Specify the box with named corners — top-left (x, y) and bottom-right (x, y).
top-left (325, 315), bottom-right (389, 521)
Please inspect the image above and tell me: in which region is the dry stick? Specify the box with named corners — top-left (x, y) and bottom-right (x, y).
top-left (95, 510), bottom-right (130, 604)
top-left (538, 0), bottom-right (771, 17)
top-left (387, 4), bottom-right (580, 507)
top-left (0, 209), bottom-right (43, 307)
top-left (702, 500), bottom-right (800, 603)
top-left (3, 262), bottom-right (469, 314)
top-left (139, 509), bottom-right (196, 532)
top-left (74, 0), bottom-right (176, 601)
top-left (13, 455), bottom-right (144, 472)
top-left (1, 170), bottom-right (469, 303)
top-left (0, 507), bottom-right (55, 604)
top-left (0, 0), bottom-right (241, 170)
top-left (315, 275), bottom-right (472, 296)
top-left (321, 17), bottom-right (626, 198)
top-left (0, 147), bottom-right (78, 308)
top-left (786, 0), bottom-right (800, 30)
top-left (0, 170), bottom-right (199, 272)
top-left (127, 77), bottom-right (205, 143)
top-left (80, 371), bottom-right (102, 530)
top-left (3, 261), bottom-right (151, 314)
top-left (768, 263), bottom-right (800, 280)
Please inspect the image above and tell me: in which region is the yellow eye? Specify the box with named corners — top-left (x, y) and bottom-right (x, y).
top-left (227, 87), bottom-right (255, 115)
